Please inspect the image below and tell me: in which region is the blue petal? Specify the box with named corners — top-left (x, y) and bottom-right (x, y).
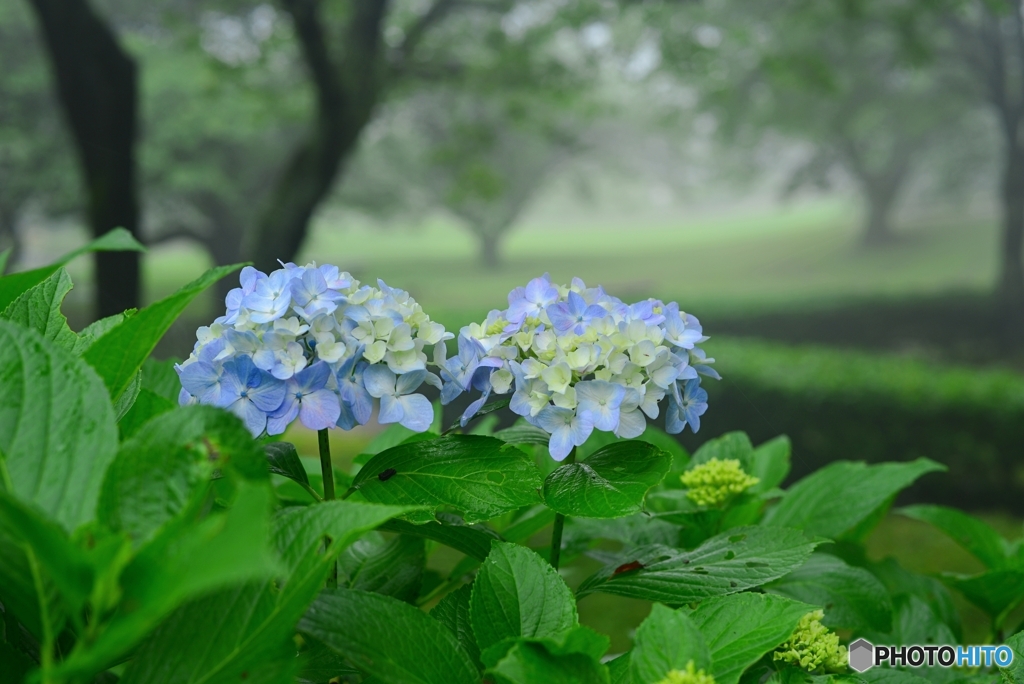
top-left (398, 394), bottom-right (434, 432)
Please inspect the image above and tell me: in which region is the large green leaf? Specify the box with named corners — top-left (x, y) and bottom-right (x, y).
top-left (999, 630), bottom-right (1024, 684)
top-left (0, 491), bottom-right (95, 615)
top-left (52, 484), bottom-right (278, 682)
top-left (748, 435), bottom-right (791, 495)
top-left (939, 569), bottom-right (1024, 622)
top-left (352, 435), bottom-right (542, 524)
top-left (577, 526), bottom-right (819, 602)
top-left (1, 267), bottom-right (79, 351)
top-left (0, 228), bottom-right (144, 312)
top-left (299, 589), bottom-right (479, 684)
top-left (898, 505), bottom-right (1015, 571)
top-left (470, 541), bottom-right (578, 655)
top-left (630, 604), bottom-right (710, 684)
top-left (690, 432), bottom-right (755, 468)
top-left (83, 264), bottom-right (243, 399)
top-left (0, 320), bottom-right (118, 532)
top-left (766, 553), bottom-right (893, 632)
top-left (379, 517), bottom-right (497, 562)
top-left (543, 441), bottom-right (672, 519)
top-left (121, 500), bottom-right (412, 684)
top-left (117, 389), bottom-right (176, 440)
top-left (431, 585), bottom-right (483, 670)
top-left (0, 516), bottom-right (64, 643)
top-left (689, 593), bottom-right (813, 684)
top-left (762, 459), bottom-right (945, 540)
top-left (339, 532), bottom-right (425, 602)
top-left (99, 406), bottom-right (266, 547)
top-left (484, 626), bottom-right (611, 684)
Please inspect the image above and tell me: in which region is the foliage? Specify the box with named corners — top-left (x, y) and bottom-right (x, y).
top-left (692, 337), bottom-right (1024, 512)
top-left (1, 251), bottom-right (1022, 683)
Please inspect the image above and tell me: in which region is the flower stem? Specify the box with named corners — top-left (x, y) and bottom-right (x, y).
top-left (549, 448), bottom-right (576, 570)
top-left (318, 428), bottom-right (336, 501)
top-left (318, 428), bottom-right (338, 588)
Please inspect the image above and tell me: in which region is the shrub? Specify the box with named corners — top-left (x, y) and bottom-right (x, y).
top-left (688, 337), bottom-right (1024, 512)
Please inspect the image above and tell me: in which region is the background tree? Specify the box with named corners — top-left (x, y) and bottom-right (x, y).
top-left (25, 0), bottom-right (141, 317)
top-left (642, 0), bottom-right (977, 247)
top-left (0, 1), bottom-right (77, 269)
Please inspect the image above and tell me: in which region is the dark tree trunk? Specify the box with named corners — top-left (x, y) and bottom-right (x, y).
top-left (246, 0), bottom-right (388, 272)
top-left (27, 0), bottom-right (140, 318)
top-left (479, 233), bottom-right (501, 268)
top-left (997, 142), bottom-right (1024, 313)
top-left (861, 180), bottom-right (901, 248)
top-left (0, 208), bottom-right (22, 273)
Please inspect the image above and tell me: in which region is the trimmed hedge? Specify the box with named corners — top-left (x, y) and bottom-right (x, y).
top-left (680, 337), bottom-right (1024, 513)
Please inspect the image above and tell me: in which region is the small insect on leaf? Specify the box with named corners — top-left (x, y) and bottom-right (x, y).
top-left (378, 467), bottom-right (397, 482)
top-left (612, 560), bottom-right (645, 577)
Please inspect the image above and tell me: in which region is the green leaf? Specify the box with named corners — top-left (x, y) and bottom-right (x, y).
top-left (431, 584), bottom-right (483, 670)
top-left (0, 267), bottom-right (79, 351)
top-left (0, 638), bottom-right (34, 683)
top-left (83, 264), bottom-right (243, 399)
top-left (939, 569), bottom-right (1024, 623)
top-left (265, 442), bottom-right (311, 487)
top-left (470, 540), bottom-right (578, 654)
top-left (887, 594), bottom-right (958, 647)
top-left (690, 432), bottom-right (755, 468)
top-left (121, 500), bottom-right (414, 684)
top-left (59, 227), bottom-right (146, 262)
top-left (543, 441), bottom-right (672, 519)
top-left (99, 406), bottom-right (266, 547)
top-left (998, 630), bottom-right (1024, 684)
top-left (689, 593), bottom-right (814, 684)
top-left (495, 421), bottom-right (552, 446)
top-left (117, 389), bottom-right (175, 440)
top-left (608, 653), bottom-right (632, 684)
top-left (577, 526), bottom-right (819, 602)
top-left (299, 589), bottom-right (479, 684)
top-left (485, 626), bottom-right (611, 684)
top-left (340, 532), bottom-right (425, 602)
top-left (857, 671), bottom-right (937, 684)
top-left (0, 320), bottom-right (118, 532)
top-left (762, 459), bottom-right (945, 540)
top-left (140, 357), bottom-right (183, 401)
top-left (379, 517), bottom-right (497, 561)
top-left (630, 604), bottom-right (710, 684)
top-left (0, 490), bottom-right (95, 615)
top-left (53, 483), bottom-right (279, 682)
top-left (113, 369), bottom-right (142, 421)
top-left (76, 310), bottom-right (136, 353)
top-left (766, 553), bottom-right (893, 632)
top-left (0, 228), bottom-right (144, 312)
top-left (352, 435), bottom-right (542, 524)
top-left (748, 435), bottom-right (791, 494)
top-left (0, 517), bottom-right (64, 643)
top-left (898, 505), bottom-right (1014, 571)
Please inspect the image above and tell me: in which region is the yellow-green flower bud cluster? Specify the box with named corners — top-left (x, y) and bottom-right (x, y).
top-left (655, 661), bottom-right (717, 684)
top-left (773, 610), bottom-right (848, 673)
top-left (680, 458), bottom-right (760, 507)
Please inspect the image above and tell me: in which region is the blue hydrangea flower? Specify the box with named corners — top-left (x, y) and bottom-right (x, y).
top-left (440, 276), bottom-right (718, 459)
top-left (178, 262), bottom-right (451, 437)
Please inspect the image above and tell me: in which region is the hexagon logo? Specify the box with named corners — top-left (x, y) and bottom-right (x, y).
top-left (849, 638), bottom-right (874, 673)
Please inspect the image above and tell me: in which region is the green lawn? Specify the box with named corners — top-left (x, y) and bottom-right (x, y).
top-left (51, 197), bottom-right (1000, 329)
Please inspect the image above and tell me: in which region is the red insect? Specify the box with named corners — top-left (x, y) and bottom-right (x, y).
top-left (612, 560), bottom-right (645, 577)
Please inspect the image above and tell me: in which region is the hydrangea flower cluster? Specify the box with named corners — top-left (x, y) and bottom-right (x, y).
top-left (773, 610), bottom-right (848, 673)
top-left (177, 263), bottom-right (451, 437)
top-left (656, 662), bottom-right (717, 684)
top-left (439, 274), bottom-right (718, 460)
top-left (680, 458), bottom-right (760, 507)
